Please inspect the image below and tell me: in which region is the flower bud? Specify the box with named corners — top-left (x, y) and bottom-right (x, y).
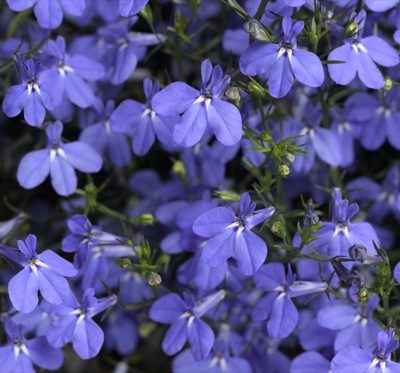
top-left (278, 164), bottom-right (290, 177)
top-left (225, 86), bottom-right (241, 107)
top-left (384, 76), bottom-right (393, 91)
top-left (147, 271), bottom-right (162, 286)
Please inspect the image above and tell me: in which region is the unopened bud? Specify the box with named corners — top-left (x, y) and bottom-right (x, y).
top-left (303, 199), bottom-right (319, 228)
top-left (225, 86), bottom-right (241, 106)
top-left (147, 272), bottom-right (162, 286)
top-left (278, 164), bottom-right (290, 177)
top-left (243, 19), bottom-right (261, 38)
top-left (247, 80), bottom-right (267, 98)
top-left (384, 76), bottom-right (393, 91)
top-left (271, 221), bottom-right (285, 237)
top-left (345, 22), bottom-right (358, 38)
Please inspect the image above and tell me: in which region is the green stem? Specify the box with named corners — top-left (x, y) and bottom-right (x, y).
top-left (255, 0), bottom-right (269, 21)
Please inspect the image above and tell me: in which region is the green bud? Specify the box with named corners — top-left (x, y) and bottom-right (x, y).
top-left (358, 288), bottom-right (369, 303)
top-left (118, 258), bottom-right (132, 269)
top-left (139, 322), bottom-right (156, 338)
top-left (345, 22), bottom-right (358, 38)
top-left (271, 221), bottom-right (285, 237)
top-left (384, 76), bottom-right (393, 91)
top-left (172, 159), bottom-right (186, 179)
top-left (278, 164), bottom-right (290, 177)
top-left (247, 80), bottom-right (267, 98)
top-left (215, 190), bottom-right (241, 202)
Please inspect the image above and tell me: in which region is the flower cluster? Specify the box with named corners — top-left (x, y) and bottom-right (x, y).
top-left (0, 0), bottom-right (400, 372)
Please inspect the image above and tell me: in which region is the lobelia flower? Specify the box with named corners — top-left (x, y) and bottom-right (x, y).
top-left (317, 294), bottom-right (382, 352)
top-left (17, 121), bottom-right (103, 196)
top-left (119, 0), bottom-right (149, 16)
top-left (348, 162), bottom-right (400, 223)
top-left (6, 234), bottom-right (77, 313)
top-left (340, 91), bottom-right (400, 151)
top-left (40, 36), bottom-right (105, 109)
top-left (239, 16), bottom-right (324, 98)
top-left (61, 214), bottom-right (134, 289)
top-left (0, 213), bottom-right (26, 240)
top-left (6, 0), bottom-right (86, 29)
top-left (291, 351), bottom-right (330, 373)
top-left (365, 0), bottom-right (399, 12)
top-left (47, 288), bottom-right (117, 359)
top-left (328, 10), bottom-right (399, 89)
top-left (149, 290), bottom-right (226, 360)
top-left (181, 141), bottom-right (240, 187)
top-left (307, 188), bottom-right (380, 257)
top-left (173, 325), bottom-right (252, 373)
top-left (0, 318), bottom-right (63, 373)
top-left (152, 59), bottom-right (243, 147)
top-left (98, 18), bottom-right (166, 85)
top-left (331, 328), bottom-right (400, 372)
top-left (104, 308), bottom-right (138, 356)
top-left (111, 77), bottom-right (178, 156)
top-left (252, 263), bottom-right (327, 339)
top-left (2, 56), bottom-right (54, 126)
top-left (193, 192), bottom-right (275, 275)
top-left (79, 98), bottom-right (131, 167)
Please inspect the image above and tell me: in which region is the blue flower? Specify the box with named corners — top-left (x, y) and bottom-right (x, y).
top-left (119, 0), bottom-right (149, 16)
top-left (40, 36), bottom-right (105, 109)
top-left (111, 78), bottom-right (178, 155)
top-left (79, 99), bottom-right (131, 167)
top-left (6, 0), bottom-right (86, 29)
top-left (328, 10), bottom-right (399, 89)
top-left (193, 192), bottom-right (274, 275)
top-left (331, 328), bottom-right (400, 372)
top-left (7, 234), bottom-right (77, 313)
top-left (240, 16), bottom-right (324, 98)
top-left (152, 59), bottom-right (243, 147)
top-left (317, 295), bottom-right (382, 352)
top-left (47, 288), bottom-right (117, 359)
top-left (17, 121), bottom-right (103, 196)
top-left (252, 263), bottom-right (327, 338)
top-left (309, 188), bottom-right (380, 257)
top-left (0, 318), bottom-right (63, 373)
top-left (2, 56), bottom-right (54, 126)
top-left (149, 290), bottom-right (226, 360)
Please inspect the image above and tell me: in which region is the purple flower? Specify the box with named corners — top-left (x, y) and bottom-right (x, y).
top-left (365, 0), bottom-right (399, 12)
top-left (328, 10), bottom-right (399, 89)
top-left (348, 162), bottom-right (400, 223)
top-left (240, 16), bottom-right (324, 98)
top-left (152, 59), bottom-right (243, 147)
top-left (0, 318), bottom-right (63, 373)
top-left (98, 18), bottom-right (165, 84)
top-left (149, 290), bottom-right (226, 360)
top-left (111, 78), bottom-right (178, 155)
top-left (17, 121), bottom-right (103, 196)
top-left (79, 99), bottom-right (131, 167)
top-left (309, 188), bottom-right (379, 257)
top-left (291, 351), bottom-right (330, 373)
top-left (193, 192), bottom-right (274, 275)
top-left (119, 0), bottom-right (149, 16)
top-left (61, 214), bottom-right (134, 289)
top-left (40, 36), bottom-right (105, 109)
top-left (6, 0), bottom-right (86, 29)
top-left (331, 328), bottom-right (400, 372)
top-left (252, 263), bottom-right (327, 338)
top-left (317, 295), bottom-right (382, 352)
top-left (47, 288), bottom-right (117, 359)
top-left (7, 234), bottom-right (77, 313)
top-left (2, 56), bottom-right (54, 126)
